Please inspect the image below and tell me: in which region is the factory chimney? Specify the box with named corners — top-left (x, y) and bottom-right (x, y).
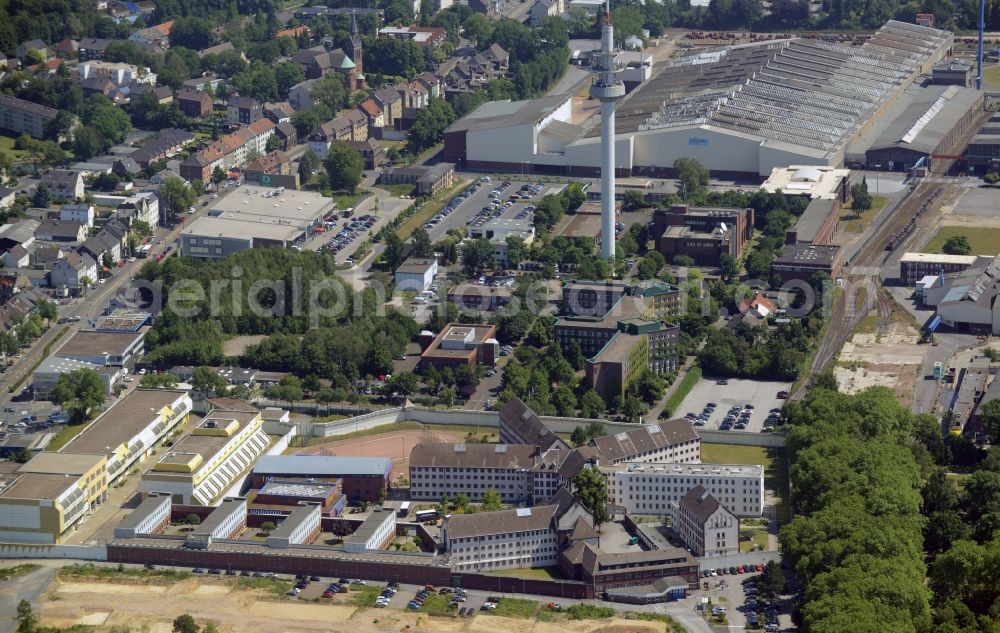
top-left (590, 0), bottom-right (625, 260)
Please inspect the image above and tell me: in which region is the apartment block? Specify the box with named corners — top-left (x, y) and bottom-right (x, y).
top-left (589, 420), bottom-right (701, 465)
top-left (409, 443), bottom-right (535, 503)
top-left (0, 94), bottom-right (59, 139)
top-left (266, 502), bottom-right (321, 549)
top-left (343, 507), bottom-right (396, 552)
top-left (114, 493), bottom-right (171, 538)
top-left (185, 497), bottom-right (247, 549)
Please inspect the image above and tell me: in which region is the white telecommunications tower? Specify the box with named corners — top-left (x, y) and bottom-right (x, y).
top-left (590, 0), bottom-right (625, 261)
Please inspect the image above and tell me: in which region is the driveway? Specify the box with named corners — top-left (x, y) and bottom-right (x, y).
top-left (0, 565), bottom-right (58, 633)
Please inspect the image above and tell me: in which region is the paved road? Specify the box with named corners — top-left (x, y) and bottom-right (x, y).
top-left (0, 565), bottom-right (58, 633)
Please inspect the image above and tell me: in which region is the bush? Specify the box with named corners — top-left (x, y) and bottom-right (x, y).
top-left (565, 604), bottom-right (615, 620)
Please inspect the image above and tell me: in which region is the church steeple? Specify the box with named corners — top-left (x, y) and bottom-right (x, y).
top-left (350, 11), bottom-right (363, 76)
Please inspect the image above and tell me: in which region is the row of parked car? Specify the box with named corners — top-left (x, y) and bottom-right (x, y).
top-left (743, 576), bottom-right (780, 632)
top-left (425, 184), bottom-right (482, 232)
top-left (701, 562), bottom-right (765, 577)
top-left (467, 180), bottom-right (515, 229)
top-left (326, 214), bottom-right (376, 256)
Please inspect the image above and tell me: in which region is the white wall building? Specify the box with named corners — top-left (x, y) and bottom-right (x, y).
top-left (675, 486), bottom-right (739, 557)
top-left (590, 420), bottom-right (701, 465)
top-left (60, 203), bottom-right (95, 227)
top-left (185, 497), bottom-right (247, 549)
top-left (343, 507), bottom-right (396, 552)
top-left (114, 493), bottom-right (171, 538)
top-left (608, 462), bottom-right (764, 518)
top-left (78, 61), bottom-right (156, 87)
top-left (394, 257), bottom-right (438, 292)
top-left (443, 505), bottom-right (559, 571)
top-left (267, 503), bottom-right (321, 548)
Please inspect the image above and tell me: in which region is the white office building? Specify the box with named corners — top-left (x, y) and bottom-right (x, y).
top-left (343, 507), bottom-right (396, 552)
top-left (266, 503), bottom-right (321, 549)
top-left (608, 462), bottom-right (764, 518)
top-left (185, 497), bottom-right (247, 549)
top-left (114, 493), bottom-right (171, 538)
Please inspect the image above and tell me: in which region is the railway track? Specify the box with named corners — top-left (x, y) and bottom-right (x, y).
top-left (793, 179), bottom-right (948, 397)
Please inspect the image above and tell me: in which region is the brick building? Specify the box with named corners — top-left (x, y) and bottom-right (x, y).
top-left (652, 205), bottom-right (755, 266)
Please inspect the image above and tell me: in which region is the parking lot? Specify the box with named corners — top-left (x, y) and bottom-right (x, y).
top-left (702, 571), bottom-right (795, 632)
top-left (423, 178), bottom-right (559, 243)
top-left (677, 378), bottom-right (792, 432)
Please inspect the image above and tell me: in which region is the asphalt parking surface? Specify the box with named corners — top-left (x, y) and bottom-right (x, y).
top-left (424, 179), bottom-right (558, 243)
top-left (677, 378), bottom-right (792, 432)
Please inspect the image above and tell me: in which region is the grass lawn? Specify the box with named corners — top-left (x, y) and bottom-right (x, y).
top-left (924, 226), bottom-right (1000, 256)
top-left (233, 576), bottom-right (293, 596)
top-left (0, 564), bottom-right (40, 580)
top-left (662, 365), bottom-right (702, 418)
top-left (701, 443), bottom-right (791, 524)
top-left (985, 65), bottom-right (1000, 89)
top-left (45, 419), bottom-right (92, 452)
top-left (0, 134), bottom-right (28, 160)
top-left (331, 190), bottom-right (372, 211)
top-left (483, 566), bottom-right (563, 580)
top-left (739, 529), bottom-right (770, 553)
top-left (288, 420), bottom-right (497, 450)
top-left (841, 195), bottom-right (888, 233)
top-left (58, 564), bottom-right (193, 584)
top-left (349, 584), bottom-right (382, 607)
top-left (485, 597), bottom-right (542, 619)
top-left (395, 179), bottom-right (470, 240)
top-left (374, 182), bottom-right (416, 198)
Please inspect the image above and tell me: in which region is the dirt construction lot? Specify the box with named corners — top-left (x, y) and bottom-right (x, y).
top-left (295, 430), bottom-right (467, 480)
top-left (34, 576), bottom-right (672, 633)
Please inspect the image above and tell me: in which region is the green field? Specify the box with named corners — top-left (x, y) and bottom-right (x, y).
top-left (924, 226), bottom-right (1000, 256)
top-left (840, 195), bottom-right (889, 233)
top-left (701, 443), bottom-right (790, 524)
top-left (0, 134), bottom-right (28, 160)
top-left (985, 65), bottom-right (1000, 89)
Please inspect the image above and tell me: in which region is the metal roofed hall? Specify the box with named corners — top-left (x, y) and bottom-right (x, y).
top-left (863, 84), bottom-right (983, 155)
top-left (445, 94), bottom-right (572, 134)
top-left (254, 455), bottom-right (392, 477)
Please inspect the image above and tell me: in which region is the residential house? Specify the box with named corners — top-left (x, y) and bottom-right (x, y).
top-left (78, 61), bottom-right (157, 89)
top-left (16, 40), bottom-right (49, 60)
top-left (244, 151), bottom-right (291, 177)
top-left (0, 94), bottom-right (59, 139)
top-left (287, 79), bottom-right (319, 111)
top-left (376, 26), bottom-right (446, 48)
top-left (2, 246), bottom-right (30, 268)
top-left (78, 38), bottom-right (112, 61)
top-left (129, 21), bottom-right (174, 49)
top-left (530, 0), bottom-right (564, 25)
top-left (53, 39), bottom-right (79, 59)
top-left (179, 118), bottom-right (275, 181)
top-left (132, 84), bottom-right (174, 104)
top-left (176, 89), bottom-right (213, 118)
top-left (473, 43), bottom-right (510, 73)
top-left (357, 99), bottom-right (384, 130)
top-left (0, 220), bottom-right (40, 251)
top-left (416, 72), bottom-right (441, 98)
top-left (227, 96), bottom-right (262, 125)
top-left (80, 77), bottom-right (117, 99)
top-left (264, 104), bottom-right (293, 124)
top-left (116, 191), bottom-right (160, 228)
top-left (347, 139), bottom-right (386, 170)
top-left (50, 251), bottom-right (98, 291)
top-left (0, 187), bottom-right (16, 210)
top-left (181, 74), bottom-right (223, 92)
top-left (113, 157), bottom-right (140, 179)
top-left (60, 204), bottom-right (95, 227)
top-left (130, 128), bottom-right (195, 170)
top-left (308, 112), bottom-right (368, 159)
top-left (272, 122), bottom-right (297, 151)
top-left (371, 88), bottom-right (403, 128)
top-left (39, 170), bottom-right (84, 201)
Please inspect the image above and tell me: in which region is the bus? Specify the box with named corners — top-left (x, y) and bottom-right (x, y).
top-left (139, 244), bottom-right (152, 258)
top-left (414, 509), bottom-right (439, 523)
top-left (398, 501), bottom-right (411, 518)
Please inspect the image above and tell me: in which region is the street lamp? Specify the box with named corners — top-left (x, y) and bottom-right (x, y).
top-left (873, 164), bottom-right (881, 198)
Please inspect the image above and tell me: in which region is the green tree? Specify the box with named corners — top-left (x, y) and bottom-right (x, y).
top-left (50, 369), bottom-right (106, 422)
top-left (572, 467), bottom-right (609, 526)
top-left (297, 148), bottom-right (319, 180)
top-left (260, 521), bottom-right (277, 533)
top-left (411, 228), bottom-right (433, 258)
top-left (191, 366), bottom-right (228, 394)
top-left (942, 235), bottom-right (972, 256)
top-left (461, 238), bottom-right (496, 275)
top-left (325, 141), bottom-right (363, 193)
top-left (36, 300), bottom-right (57, 322)
top-left (580, 390), bottom-right (605, 419)
top-left (570, 425), bottom-right (589, 447)
top-left (160, 176), bottom-right (196, 222)
top-left (851, 179), bottom-right (872, 211)
top-left (980, 399), bottom-right (1000, 444)
top-left (139, 373), bottom-right (179, 389)
top-left (32, 183), bottom-right (51, 208)
top-left (211, 165), bottom-right (227, 185)
top-left (385, 371), bottom-right (419, 396)
top-left (719, 254), bottom-right (740, 279)
top-left (172, 614), bottom-right (199, 633)
top-left (482, 487), bottom-right (502, 511)
top-left (383, 231), bottom-right (405, 270)
top-left (310, 75), bottom-right (349, 112)
top-left (265, 134), bottom-right (283, 153)
top-left (170, 17), bottom-right (215, 49)
top-left (674, 157), bottom-right (709, 199)
top-left (73, 127), bottom-right (103, 160)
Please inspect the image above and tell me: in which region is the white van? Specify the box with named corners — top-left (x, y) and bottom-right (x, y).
top-left (420, 290), bottom-right (435, 298)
